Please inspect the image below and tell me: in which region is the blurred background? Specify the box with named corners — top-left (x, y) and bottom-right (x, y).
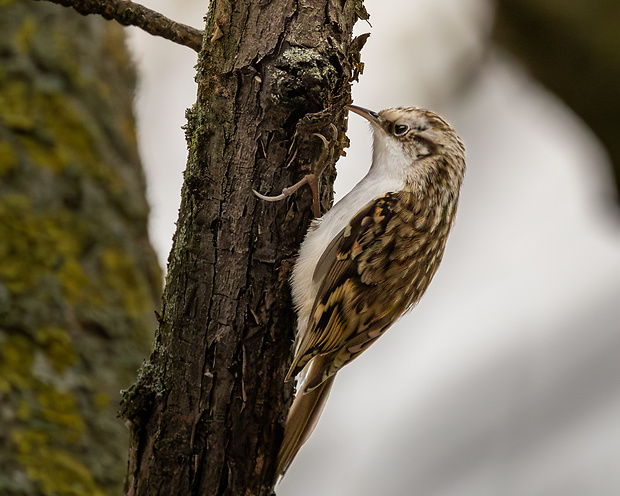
top-left (132, 1), bottom-right (620, 495)
top-left (2, 0), bottom-right (618, 494)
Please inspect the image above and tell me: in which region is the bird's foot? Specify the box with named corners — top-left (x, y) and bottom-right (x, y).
top-left (253, 125), bottom-right (337, 218)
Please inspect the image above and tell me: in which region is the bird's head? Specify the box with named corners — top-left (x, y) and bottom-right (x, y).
top-left (346, 105), bottom-right (466, 191)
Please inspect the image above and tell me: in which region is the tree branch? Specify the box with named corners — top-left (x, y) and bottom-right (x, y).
top-left (35, 0), bottom-right (204, 52)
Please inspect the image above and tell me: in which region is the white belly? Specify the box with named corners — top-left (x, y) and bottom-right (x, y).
top-left (290, 169), bottom-right (403, 339)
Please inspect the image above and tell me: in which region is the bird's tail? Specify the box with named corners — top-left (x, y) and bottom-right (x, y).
top-left (275, 359), bottom-right (336, 479)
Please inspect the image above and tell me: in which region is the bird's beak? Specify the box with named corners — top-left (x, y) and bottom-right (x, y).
top-left (346, 105), bottom-right (380, 126)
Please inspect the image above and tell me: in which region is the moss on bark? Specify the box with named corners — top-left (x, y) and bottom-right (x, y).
top-left (0, 3), bottom-right (161, 495)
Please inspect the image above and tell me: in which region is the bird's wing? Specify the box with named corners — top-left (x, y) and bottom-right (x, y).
top-left (288, 192), bottom-right (420, 386)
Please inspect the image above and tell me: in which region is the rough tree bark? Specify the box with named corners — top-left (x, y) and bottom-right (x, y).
top-left (0, 2), bottom-right (160, 495)
top-left (119, 1), bottom-right (368, 495)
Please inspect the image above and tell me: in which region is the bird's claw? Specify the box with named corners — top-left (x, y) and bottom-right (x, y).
top-left (252, 174), bottom-right (316, 203)
top-left (253, 126), bottom-right (337, 218)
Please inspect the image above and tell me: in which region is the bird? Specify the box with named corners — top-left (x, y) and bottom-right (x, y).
top-left (273, 105), bottom-right (466, 479)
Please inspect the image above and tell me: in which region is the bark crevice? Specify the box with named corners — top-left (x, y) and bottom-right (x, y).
top-left (120, 1), bottom-right (367, 494)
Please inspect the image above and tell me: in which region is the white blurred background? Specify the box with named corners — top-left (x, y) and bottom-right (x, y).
top-left (129, 1), bottom-right (620, 494)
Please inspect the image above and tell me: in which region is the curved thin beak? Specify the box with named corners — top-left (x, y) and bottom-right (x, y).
top-left (346, 105), bottom-right (380, 125)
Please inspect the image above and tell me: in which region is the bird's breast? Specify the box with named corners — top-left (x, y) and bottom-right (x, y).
top-left (290, 171), bottom-right (404, 333)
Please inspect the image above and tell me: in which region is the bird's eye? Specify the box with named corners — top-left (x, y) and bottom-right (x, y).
top-left (394, 124), bottom-right (409, 136)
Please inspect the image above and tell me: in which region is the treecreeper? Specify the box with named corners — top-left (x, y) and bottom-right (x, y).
top-left (258, 105), bottom-right (466, 480)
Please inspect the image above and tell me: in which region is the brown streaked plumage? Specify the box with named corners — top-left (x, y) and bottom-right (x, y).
top-left (275, 105), bottom-right (466, 479)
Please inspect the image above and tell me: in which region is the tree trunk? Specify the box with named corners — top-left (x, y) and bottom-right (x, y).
top-left (120, 0), bottom-right (367, 494)
top-left (0, 2), bottom-right (161, 495)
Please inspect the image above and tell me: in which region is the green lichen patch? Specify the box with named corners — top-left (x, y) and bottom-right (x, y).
top-left (0, 194), bottom-right (88, 299)
top-left (39, 95), bottom-right (98, 172)
top-left (92, 393), bottom-right (111, 411)
top-left (17, 133), bottom-right (65, 174)
top-left (0, 138), bottom-right (18, 175)
top-left (0, 78), bottom-right (37, 132)
top-left (49, 28), bottom-right (86, 91)
top-left (0, 4), bottom-right (160, 494)
top-left (269, 46), bottom-right (340, 108)
top-left (35, 326), bottom-right (77, 374)
top-left (0, 333), bottom-right (34, 392)
top-left (0, 331), bottom-right (81, 437)
top-left (100, 246), bottom-right (154, 317)
top-left (0, 326), bottom-right (105, 493)
top-left (13, 430), bottom-right (107, 496)
top-left (35, 387), bottom-right (84, 441)
top-left (0, 77), bottom-right (128, 194)
top-left (16, 16), bottom-right (36, 54)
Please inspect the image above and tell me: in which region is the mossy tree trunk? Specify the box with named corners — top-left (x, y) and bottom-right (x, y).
top-left (119, 0), bottom-right (367, 494)
top-left (0, 2), bottom-right (161, 496)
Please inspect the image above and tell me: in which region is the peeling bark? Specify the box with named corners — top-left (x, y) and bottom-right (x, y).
top-left (120, 1), bottom-right (367, 494)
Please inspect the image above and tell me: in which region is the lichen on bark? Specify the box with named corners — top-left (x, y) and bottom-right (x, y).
top-left (0, 3), bottom-right (161, 495)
